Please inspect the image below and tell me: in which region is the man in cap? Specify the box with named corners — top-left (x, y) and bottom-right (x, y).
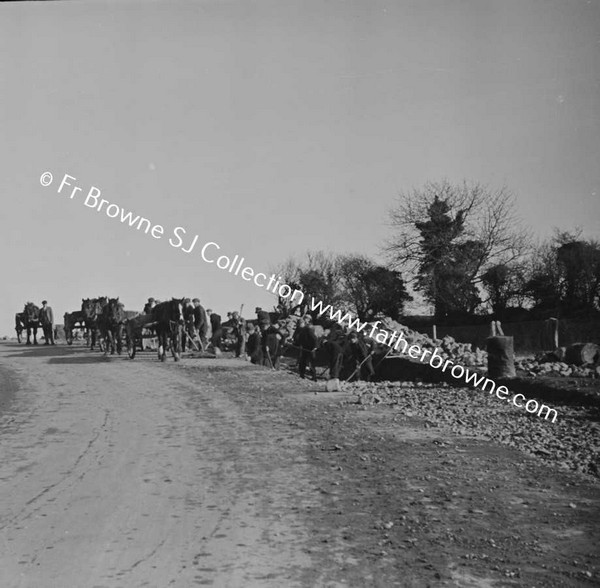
top-left (39, 300), bottom-right (55, 345)
top-left (143, 297), bottom-right (156, 314)
top-left (181, 298), bottom-right (196, 351)
top-left (261, 320), bottom-right (287, 369)
top-left (192, 298), bottom-right (208, 348)
top-left (230, 311), bottom-right (246, 358)
top-left (255, 307), bottom-right (271, 334)
top-left (322, 321), bottom-right (346, 380)
top-left (348, 330), bottom-right (375, 381)
top-left (294, 317), bottom-right (318, 381)
top-left (245, 322), bottom-right (263, 365)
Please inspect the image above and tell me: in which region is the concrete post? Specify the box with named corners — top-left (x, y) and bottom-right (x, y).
top-left (487, 336), bottom-right (516, 379)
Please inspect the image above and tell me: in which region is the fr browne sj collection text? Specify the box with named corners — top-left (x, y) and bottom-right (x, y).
top-left (39, 171), bottom-right (304, 303)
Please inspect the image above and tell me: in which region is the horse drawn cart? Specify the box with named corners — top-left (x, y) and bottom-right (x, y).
top-left (63, 311), bottom-right (88, 345)
top-left (123, 314), bottom-right (158, 359)
top-left (124, 300), bottom-right (187, 361)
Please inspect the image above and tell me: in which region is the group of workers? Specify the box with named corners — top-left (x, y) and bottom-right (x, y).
top-left (252, 307), bottom-right (377, 382)
top-left (28, 296), bottom-right (376, 380)
top-left (140, 298), bottom-right (376, 381)
top-left (292, 315), bottom-right (376, 382)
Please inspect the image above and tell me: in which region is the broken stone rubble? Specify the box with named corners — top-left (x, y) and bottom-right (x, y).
top-left (344, 380), bottom-right (600, 479)
top-left (516, 343), bottom-right (600, 379)
top-left (376, 318), bottom-right (488, 368)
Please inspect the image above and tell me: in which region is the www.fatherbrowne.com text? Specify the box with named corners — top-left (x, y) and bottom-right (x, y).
top-left (309, 297), bottom-right (559, 423)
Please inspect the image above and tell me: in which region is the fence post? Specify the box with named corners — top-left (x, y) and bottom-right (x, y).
top-left (432, 324), bottom-right (437, 340)
top-left (551, 317), bottom-right (559, 349)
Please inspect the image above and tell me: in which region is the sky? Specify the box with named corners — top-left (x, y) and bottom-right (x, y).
top-left (1, 0), bottom-right (599, 335)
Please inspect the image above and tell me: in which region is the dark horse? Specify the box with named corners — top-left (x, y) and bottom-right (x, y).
top-left (150, 298), bottom-right (184, 362)
top-left (15, 312), bottom-right (26, 343)
top-left (81, 297), bottom-right (108, 350)
top-left (22, 302), bottom-right (40, 345)
top-left (98, 297), bottom-right (125, 355)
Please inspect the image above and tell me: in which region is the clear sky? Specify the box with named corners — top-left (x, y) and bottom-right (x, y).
top-left (1, 0), bottom-right (599, 335)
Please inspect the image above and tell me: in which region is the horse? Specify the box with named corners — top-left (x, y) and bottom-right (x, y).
top-left (22, 302), bottom-right (40, 345)
top-left (15, 312), bottom-right (26, 343)
top-left (98, 297), bottom-right (125, 355)
top-left (150, 298), bottom-right (184, 362)
top-left (81, 297), bottom-right (108, 350)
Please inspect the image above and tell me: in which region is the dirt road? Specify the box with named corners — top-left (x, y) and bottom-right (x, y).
top-left (1, 342), bottom-right (599, 587)
top-left (0, 344), bottom-right (319, 588)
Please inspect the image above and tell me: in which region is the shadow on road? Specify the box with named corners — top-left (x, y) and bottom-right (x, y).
top-left (2, 343), bottom-right (92, 359)
top-left (48, 355), bottom-right (125, 365)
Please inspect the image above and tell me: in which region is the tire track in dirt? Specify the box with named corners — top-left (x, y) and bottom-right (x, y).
top-left (0, 344), bottom-right (320, 588)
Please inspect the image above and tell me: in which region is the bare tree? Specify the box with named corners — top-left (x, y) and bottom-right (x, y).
top-left (386, 180), bottom-right (529, 275)
top-left (271, 251), bottom-right (411, 320)
top-left (384, 180), bottom-right (531, 317)
top-left (270, 250), bottom-right (345, 316)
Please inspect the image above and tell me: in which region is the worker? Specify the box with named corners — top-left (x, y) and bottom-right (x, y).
top-left (245, 322), bottom-right (263, 365)
top-left (192, 298), bottom-right (208, 347)
top-left (143, 297), bottom-right (156, 314)
top-left (39, 300), bottom-right (55, 345)
top-left (206, 308), bottom-right (222, 356)
top-left (230, 311), bottom-right (246, 358)
top-left (295, 318), bottom-right (318, 381)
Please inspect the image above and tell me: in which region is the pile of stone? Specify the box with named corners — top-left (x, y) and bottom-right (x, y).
top-left (516, 343), bottom-right (600, 379)
top-left (378, 318), bottom-right (487, 368)
top-left (274, 314), bottom-right (487, 366)
top-left (346, 380), bottom-right (600, 478)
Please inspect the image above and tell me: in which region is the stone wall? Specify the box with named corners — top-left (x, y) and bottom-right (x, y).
top-left (417, 318), bottom-right (600, 355)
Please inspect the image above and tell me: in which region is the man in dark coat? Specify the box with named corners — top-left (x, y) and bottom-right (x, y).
top-left (348, 331), bottom-right (375, 381)
top-left (294, 318), bottom-right (318, 381)
top-left (245, 322), bottom-right (263, 365)
top-left (39, 300), bottom-right (55, 345)
top-left (261, 321), bottom-right (288, 369)
top-left (181, 298), bottom-right (196, 352)
top-left (193, 298), bottom-right (208, 347)
top-left (143, 297), bottom-right (156, 314)
top-left (207, 309), bottom-right (222, 356)
top-left (322, 322), bottom-right (346, 379)
top-left (255, 307), bottom-right (271, 333)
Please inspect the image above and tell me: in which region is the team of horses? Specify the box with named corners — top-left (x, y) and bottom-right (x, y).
top-left (15, 301), bottom-right (376, 379)
top-left (17, 298), bottom-right (185, 362)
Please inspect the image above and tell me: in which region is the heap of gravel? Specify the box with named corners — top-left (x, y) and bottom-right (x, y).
top-left (378, 318), bottom-right (488, 368)
top-left (345, 380), bottom-right (600, 479)
top-left (516, 358), bottom-right (599, 378)
top-left (516, 344), bottom-right (600, 379)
